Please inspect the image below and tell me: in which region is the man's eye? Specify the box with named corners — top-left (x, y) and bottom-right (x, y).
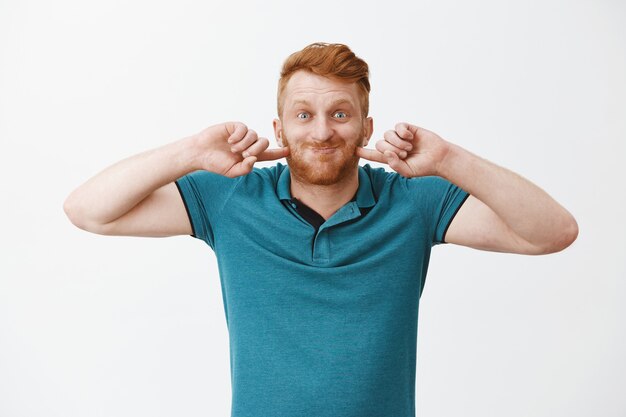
top-left (297, 112), bottom-right (310, 119)
top-left (334, 111), bottom-right (347, 119)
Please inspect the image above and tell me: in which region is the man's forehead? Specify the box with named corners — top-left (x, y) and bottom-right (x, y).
top-left (284, 71), bottom-right (359, 98)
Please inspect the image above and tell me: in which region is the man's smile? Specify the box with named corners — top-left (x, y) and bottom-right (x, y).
top-left (309, 146), bottom-right (338, 154)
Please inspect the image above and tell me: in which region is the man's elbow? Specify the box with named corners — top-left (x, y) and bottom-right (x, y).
top-left (63, 196), bottom-right (84, 229)
top-left (538, 214), bottom-right (579, 255)
top-left (63, 197), bottom-right (105, 234)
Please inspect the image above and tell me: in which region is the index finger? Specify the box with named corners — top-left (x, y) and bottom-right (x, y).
top-left (355, 146), bottom-right (386, 163)
top-left (257, 146), bottom-right (290, 161)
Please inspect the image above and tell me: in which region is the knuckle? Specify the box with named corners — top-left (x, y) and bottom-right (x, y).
top-left (248, 137), bottom-right (268, 154)
top-left (246, 132), bottom-right (259, 143)
top-left (231, 122), bottom-right (247, 134)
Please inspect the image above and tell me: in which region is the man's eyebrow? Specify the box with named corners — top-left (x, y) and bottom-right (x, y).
top-left (291, 98), bottom-right (355, 107)
top-left (329, 99), bottom-right (354, 107)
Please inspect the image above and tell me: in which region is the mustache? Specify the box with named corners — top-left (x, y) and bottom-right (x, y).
top-left (302, 142), bottom-right (357, 150)
top-left (307, 145), bottom-right (339, 149)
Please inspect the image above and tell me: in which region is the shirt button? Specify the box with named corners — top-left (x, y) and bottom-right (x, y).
top-left (291, 203), bottom-right (297, 209)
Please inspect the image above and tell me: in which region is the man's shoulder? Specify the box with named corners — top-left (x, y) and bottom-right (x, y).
top-left (360, 163), bottom-right (459, 196)
top-left (360, 163), bottom-right (405, 193)
top-left (360, 163), bottom-right (392, 181)
top-left (178, 164), bottom-right (285, 194)
top-left (249, 162), bottom-right (287, 183)
top-left (231, 163), bottom-right (287, 198)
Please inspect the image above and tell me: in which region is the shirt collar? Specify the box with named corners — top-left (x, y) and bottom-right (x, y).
top-left (277, 163), bottom-right (376, 208)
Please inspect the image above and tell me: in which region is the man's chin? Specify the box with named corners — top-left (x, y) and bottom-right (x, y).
top-left (286, 156), bottom-right (358, 186)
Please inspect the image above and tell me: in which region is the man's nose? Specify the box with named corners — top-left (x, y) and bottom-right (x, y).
top-left (311, 117), bottom-right (333, 142)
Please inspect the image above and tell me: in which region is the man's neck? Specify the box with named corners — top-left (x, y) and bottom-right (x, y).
top-left (290, 169), bottom-right (359, 220)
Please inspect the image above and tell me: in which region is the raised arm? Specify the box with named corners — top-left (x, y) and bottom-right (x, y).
top-left (356, 123), bottom-right (578, 255)
top-left (63, 122), bottom-right (289, 237)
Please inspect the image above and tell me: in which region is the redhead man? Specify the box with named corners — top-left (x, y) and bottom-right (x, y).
top-left (64, 42), bottom-right (577, 417)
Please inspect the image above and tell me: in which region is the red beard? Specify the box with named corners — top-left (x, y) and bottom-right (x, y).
top-left (284, 137), bottom-right (360, 186)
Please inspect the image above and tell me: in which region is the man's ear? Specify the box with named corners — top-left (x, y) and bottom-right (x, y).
top-left (273, 118), bottom-right (284, 147)
top-left (361, 116), bottom-right (374, 147)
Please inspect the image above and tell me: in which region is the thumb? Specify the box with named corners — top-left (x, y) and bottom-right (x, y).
top-left (226, 155), bottom-right (257, 177)
top-left (384, 151), bottom-right (413, 177)
top-left (243, 155), bottom-right (257, 170)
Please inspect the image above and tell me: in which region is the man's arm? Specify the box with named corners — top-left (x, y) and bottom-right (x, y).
top-left (356, 123), bottom-right (578, 255)
top-left (63, 122), bottom-right (288, 237)
top-left (438, 143), bottom-right (578, 254)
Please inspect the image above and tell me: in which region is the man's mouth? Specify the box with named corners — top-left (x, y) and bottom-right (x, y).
top-left (309, 146), bottom-right (338, 154)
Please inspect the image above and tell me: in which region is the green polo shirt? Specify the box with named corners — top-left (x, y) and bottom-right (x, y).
top-left (175, 163), bottom-right (469, 417)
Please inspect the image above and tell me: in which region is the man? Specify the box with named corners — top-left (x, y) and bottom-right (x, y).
top-left (64, 42), bottom-right (578, 417)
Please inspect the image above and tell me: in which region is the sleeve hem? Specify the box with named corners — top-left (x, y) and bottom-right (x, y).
top-left (175, 179), bottom-right (197, 238)
top-left (441, 192), bottom-right (470, 243)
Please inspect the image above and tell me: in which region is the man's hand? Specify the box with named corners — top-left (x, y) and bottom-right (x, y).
top-left (356, 121), bottom-right (578, 254)
top-left (63, 121), bottom-right (290, 237)
top-left (193, 122), bottom-right (290, 177)
top-left (355, 122), bottom-right (450, 178)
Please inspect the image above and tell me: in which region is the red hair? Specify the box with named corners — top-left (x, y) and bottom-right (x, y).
top-left (277, 42), bottom-right (371, 119)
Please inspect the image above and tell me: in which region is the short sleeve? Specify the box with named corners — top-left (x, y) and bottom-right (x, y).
top-left (175, 170), bottom-right (241, 248)
top-left (405, 176), bottom-right (470, 245)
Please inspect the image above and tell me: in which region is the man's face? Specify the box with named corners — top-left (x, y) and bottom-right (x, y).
top-left (273, 70), bottom-right (373, 186)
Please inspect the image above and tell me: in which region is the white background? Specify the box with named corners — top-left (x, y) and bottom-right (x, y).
top-left (1, 0), bottom-right (624, 416)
